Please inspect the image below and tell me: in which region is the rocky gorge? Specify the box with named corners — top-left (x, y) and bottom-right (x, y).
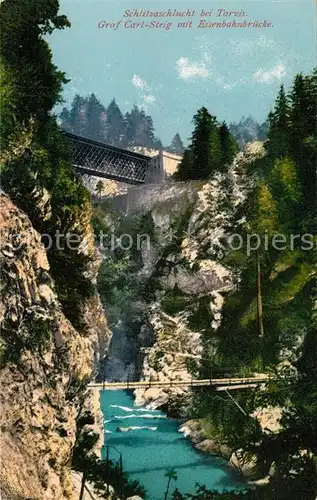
top-left (97, 144), bottom-right (261, 394)
top-left (1, 1), bottom-right (315, 495)
top-left (0, 134), bottom-right (314, 496)
top-left (94, 142), bottom-right (284, 482)
top-left (1, 134), bottom-right (311, 497)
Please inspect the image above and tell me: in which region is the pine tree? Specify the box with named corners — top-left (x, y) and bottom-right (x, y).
top-left (68, 94), bottom-right (88, 137)
top-left (302, 69), bottom-right (317, 219)
top-left (190, 107), bottom-right (223, 178)
top-left (59, 97), bottom-right (164, 150)
top-left (164, 468), bottom-right (178, 500)
top-left (153, 137), bottom-right (163, 150)
top-left (85, 93), bottom-right (106, 142)
top-left (59, 107), bottom-right (71, 132)
top-left (105, 98), bottom-right (126, 147)
top-left (267, 85), bottom-right (290, 158)
top-left (174, 107), bottom-right (230, 180)
top-left (252, 182), bottom-right (279, 338)
top-left (209, 124), bottom-right (222, 172)
top-left (0, 56), bottom-right (17, 147)
top-left (265, 71), bottom-right (317, 224)
top-left (289, 71), bottom-right (317, 219)
top-left (271, 157), bottom-right (302, 229)
top-left (144, 113), bottom-right (156, 147)
top-left (173, 148), bottom-right (194, 181)
top-left (191, 107), bottom-right (215, 179)
top-left (303, 69), bottom-right (317, 137)
top-left (125, 106), bottom-right (139, 146)
top-left (0, 0), bottom-right (70, 125)
top-left (219, 121), bottom-right (237, 168)
top-left (168, 133), bottom-right (185, 154)
top-left (125, 105), bottom-right (157, 148)
top-left (289, 74), bottom-right (306, 150)
top-left (257, 119), bottom-right (269, 141)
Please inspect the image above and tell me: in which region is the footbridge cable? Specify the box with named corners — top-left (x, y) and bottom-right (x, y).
top-left (224, 389), bottom-right (247, 416)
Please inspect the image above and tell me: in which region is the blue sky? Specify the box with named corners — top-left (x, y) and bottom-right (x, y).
top-left (49, 0), bottom-right (316, 145)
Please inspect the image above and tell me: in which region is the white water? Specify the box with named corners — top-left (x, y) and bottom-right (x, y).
top-left (100, 390), bottom-right (246, 499)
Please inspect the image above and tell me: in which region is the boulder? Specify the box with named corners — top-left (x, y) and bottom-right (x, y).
top-left (219, 444), bottom-right (234, 460)
top-left (178, 419), bottom-right (205, 444)
top-left (195, 439), bottom-right (220, 454)
top-left (134, 387), bottom-right (169, 409)
top-left (229, 449), bottom-right (263, 480)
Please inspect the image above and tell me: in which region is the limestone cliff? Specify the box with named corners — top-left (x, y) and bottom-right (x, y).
top-left (94, 146), bottom-right (260, 413)
top-left (0, 192), bottom-right (110, 499)
top-left (116, 145), bottom-right (263, 408)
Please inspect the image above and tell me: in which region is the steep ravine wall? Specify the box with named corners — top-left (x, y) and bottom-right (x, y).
top-left (0, 192), bottom-right (111, 499)
top-left (99, 180), bottom-right (202, 385)
top-left (100, 146), bottom-right (263, 408)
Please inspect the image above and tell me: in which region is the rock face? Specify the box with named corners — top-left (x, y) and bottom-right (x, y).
top-left (100, 146), bottom-right (265, 409)
top-left (0, 193), bottom-right (110, 499)
top-left (83, 247), bottom-right (111, 368)
top-left (101, 181), bottom-right (201, 385)
top-left (134, 150), bottom-right (261, 407)
top-left (178, 419), bottom-right (263, 480)
top-left (134, 309), bottom-right (203, 409)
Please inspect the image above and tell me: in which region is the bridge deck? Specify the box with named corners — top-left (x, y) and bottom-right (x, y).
top-left (88, 376), bottom-right (271, 391)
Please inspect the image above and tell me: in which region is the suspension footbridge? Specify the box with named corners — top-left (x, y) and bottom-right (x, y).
top-left (88, 375), bottom-right (274, 392)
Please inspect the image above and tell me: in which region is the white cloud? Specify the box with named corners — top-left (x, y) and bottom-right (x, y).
top-left (215, 77), bottom-right (237, 91)
top-left (143, 95), bottom-right (156, 104)
top-left (222, 83), bottom-right (236, 91)
top-left (176, 57), bottom-right (209, 80)
top-left (131, 74), bottom-right (157, 110)
top-left (131, 74), bottom-right (147, 89)
top-left (253, 63), bottom-right (286, 84)
top-left (231, 36), bottom-right (275, 56)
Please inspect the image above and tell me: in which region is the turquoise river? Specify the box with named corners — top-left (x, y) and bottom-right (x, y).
top-left (100, 390), bottom-right (246, 499)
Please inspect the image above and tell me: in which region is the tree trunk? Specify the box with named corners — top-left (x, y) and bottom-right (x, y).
top-left (79, 471), bottom-right (86, 500)
top-left (164, 477), bottom-right (171, 500)
top-left (256, 256), bottom-right (264, 338)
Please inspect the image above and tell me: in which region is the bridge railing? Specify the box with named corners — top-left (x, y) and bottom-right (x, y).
top-left (89, 375), bottom-right (274, 391)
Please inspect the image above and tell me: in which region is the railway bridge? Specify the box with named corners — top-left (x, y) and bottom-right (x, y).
top-left (63, 131), bottom-right (166, 184)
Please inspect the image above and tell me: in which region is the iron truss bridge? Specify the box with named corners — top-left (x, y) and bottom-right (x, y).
top-left (63, 131), bottom-right (161, 184)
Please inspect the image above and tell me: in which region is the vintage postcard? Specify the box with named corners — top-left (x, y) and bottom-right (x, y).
top-left (0, 0), bottom-right (316, 499)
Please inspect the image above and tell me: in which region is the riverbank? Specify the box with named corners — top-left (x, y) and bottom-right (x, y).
top-left (132, 386), bottom-right (270, 484)
top-left (179, 415), bottom-right (281, 486)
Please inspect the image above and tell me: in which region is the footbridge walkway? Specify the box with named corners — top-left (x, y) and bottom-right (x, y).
top-left (88, 375), bottom-right (274, 392)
